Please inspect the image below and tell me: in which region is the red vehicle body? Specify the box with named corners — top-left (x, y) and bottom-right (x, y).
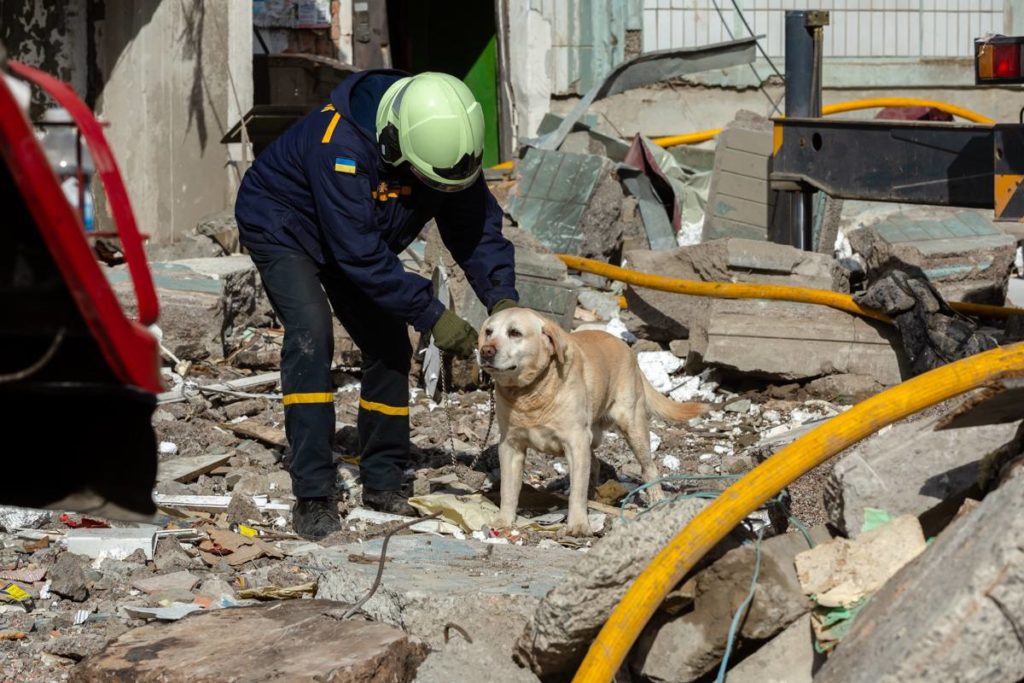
top-left (0, 58), bottom-right (160, 516)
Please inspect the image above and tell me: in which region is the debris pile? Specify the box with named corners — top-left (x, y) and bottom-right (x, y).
top-left (10, 42), bottom-right (1024, 683)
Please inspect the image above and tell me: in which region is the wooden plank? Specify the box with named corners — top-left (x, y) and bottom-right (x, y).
top-left (222, 421), bottom-right (288, 449)
top-left (157, 453), bottom-right (233, 484)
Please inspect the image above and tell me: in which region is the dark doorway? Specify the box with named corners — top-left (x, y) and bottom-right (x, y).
top-left (387, 0), bottom-right (499, 166)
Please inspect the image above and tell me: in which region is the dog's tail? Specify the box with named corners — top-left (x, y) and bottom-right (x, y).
top-left (642, 375), bottom-right (710, 422)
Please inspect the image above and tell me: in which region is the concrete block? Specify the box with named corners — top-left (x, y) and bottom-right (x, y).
top-left (804, 374), bottom-right (884, 402)
top-left (131, 570), bottom-right (200, 603)
top-left (795, 516), bottom-right (926, 609)
top-left (815, 469), bottom-right (1024, 683)
top-left (624, 239), bottom-right (849, 342)
top-left (312, 535), bottom-right (579, 652)
top-left (824, 413), bottom-right (1021, 538)
top-left (515, 499), bottom-right (723, 677)
top-left (846, 209), bottom-right (1017, 303)
top-left (691, 298), bottom-right (905, 384)
top-left (726, 613), bottom-right (820, 683)
top-left (50, 552), bottom-right (90, 602)
top-left (507, 148), bottom-right (625, 260)
top-left (703, 111), bottom-right (776, 243)
top-left (631, 529), bottom-right (825, 683)
top-left (108, 255), bottom-right (274, 359)
top-left (75, 600), bottom-right (428, 682)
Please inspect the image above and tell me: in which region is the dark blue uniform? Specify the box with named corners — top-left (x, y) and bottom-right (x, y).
top-left (235, 69), bottom-right (516, 498)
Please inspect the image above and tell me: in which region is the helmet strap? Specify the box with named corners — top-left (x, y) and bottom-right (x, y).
top-left (379, 122), bottom-right (403, 165)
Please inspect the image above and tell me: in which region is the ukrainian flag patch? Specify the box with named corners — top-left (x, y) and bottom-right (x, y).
top-left (334, 157), bottom-right (357, 174)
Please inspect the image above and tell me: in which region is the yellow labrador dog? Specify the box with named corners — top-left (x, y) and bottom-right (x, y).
top-left (478, 307), bottom-right (709, 536)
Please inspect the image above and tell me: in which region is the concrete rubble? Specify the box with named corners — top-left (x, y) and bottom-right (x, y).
top-left (631, 527), bottom-right (829, 683)
top-left (815, 468), bottom-right (1024, 683)
top-left (76, 600), bottom-right (428, 682)
top-left (623, 237), bottom-right (849, 342)
top-left (843, 205), bottom-right (1017, 303)
top-left (9, 26), bottom-right (1024, 683)
top-left (515, 498), bottom-right (715, 677)
top-left (0, 187), bottom-right (1013, 683)
top-left (824, 413), bottom-right (1022, 537)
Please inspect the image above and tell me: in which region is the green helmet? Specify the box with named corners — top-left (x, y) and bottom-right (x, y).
top-left (375, 72), bottom-right (484, 192)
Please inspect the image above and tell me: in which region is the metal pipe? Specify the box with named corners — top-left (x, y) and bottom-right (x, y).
top-left (776, 10), bottom-right (829, 251)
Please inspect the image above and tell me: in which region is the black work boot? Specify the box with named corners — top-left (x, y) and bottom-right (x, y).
top-left (362, 488), bottom-right (415, 516)
top-left (292, 498), bottom-right (342, 541)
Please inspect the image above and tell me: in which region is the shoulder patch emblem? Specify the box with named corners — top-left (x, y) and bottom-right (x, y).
top-left (334, 157), bottom-right (357, 174)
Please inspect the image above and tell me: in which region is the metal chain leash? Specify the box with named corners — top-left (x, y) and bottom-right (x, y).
top-left (438, 352), bottom-right (496, 474)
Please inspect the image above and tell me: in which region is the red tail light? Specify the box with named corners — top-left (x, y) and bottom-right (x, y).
top-left (976, 36), bottom-right (1024, 84)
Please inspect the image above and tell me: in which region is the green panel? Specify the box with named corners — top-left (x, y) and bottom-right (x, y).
top-left (387, 0), bottom-right (498, 165)
top-left (507, 148), bottom-right (611, 254)
top-left (463, 35), bottom-right (499, 167)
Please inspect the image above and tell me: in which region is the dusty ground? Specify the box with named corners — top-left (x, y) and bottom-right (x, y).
top-left (0, 351), bottom-right (851, 681)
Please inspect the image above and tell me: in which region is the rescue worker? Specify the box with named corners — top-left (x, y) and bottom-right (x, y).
top-left (235, 70), bottom-right (518, 541)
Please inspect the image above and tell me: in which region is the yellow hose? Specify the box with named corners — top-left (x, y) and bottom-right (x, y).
top-left (573, 340), bottom-right (1024, 682)
top-left (651, 97), bottom-right (994, 148)
top-left (821, 97), bottom-right (994, 124)
top-left (559, 254), bottom-right (1024, 320)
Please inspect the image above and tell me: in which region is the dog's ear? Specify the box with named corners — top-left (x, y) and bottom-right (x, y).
top-left (541, 318), bottom-right (568, 366)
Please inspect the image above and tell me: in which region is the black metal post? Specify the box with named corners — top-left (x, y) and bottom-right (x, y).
top-left (776, 10), bottom-right (828, 250)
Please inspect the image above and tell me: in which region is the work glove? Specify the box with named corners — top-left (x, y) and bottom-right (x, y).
top-left (431, 309), bottom-right (479, 359)
top-left (489, 298), bottom-right (518, 315)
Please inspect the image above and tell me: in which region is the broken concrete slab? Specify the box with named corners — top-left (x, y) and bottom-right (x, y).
top-left (131, 570), bottom-right (199, 602)
top-left (156, 453), bottom-right (232, 484)
top-left (151, 536), bottom-right (193, 573)
top-left (623, 238), bottom-right (850, 342)
top-left (515, 499), bottom-right (732, 677)
top-left (815, 470), bottom-right (1024, 683)
top-left (107, 255), bottom-right (274, 359)
top-left (824, 414), bottom-right (1022, 537)
top-left (795, 516), bottom-right (926, 608)
top-left (630, 529), bottom-right (826, 683)
top-left (313, 535), bottom-right (578, 652)
top-left (726, 613), bottom-right (821, 683)
top-left (804, 373), bottom-right (884, 402)
top-left (44, 633), bottom-right (109, 662)
top-left (691, 299), bottom-right (905, 384)
top-left (507, 148), bottom-right (625, 260)
top-left (50, 553), bottom-right (89, 602)
top-left (845, 209), bottom-right (1016, 304)
top-left (75, 600), bottom-right (428, 682)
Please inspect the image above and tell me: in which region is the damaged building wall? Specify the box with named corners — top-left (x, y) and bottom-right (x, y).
top-left (96, 0), bottom-right (253, 245)
top-left (0, 1), bottom-right (90, 112)
top-left (2, 0), bottom-right (253, 246)
top-left (253, 0), bottom-right (354, 64)
top-left (506, 0), bottom-right (643, 142)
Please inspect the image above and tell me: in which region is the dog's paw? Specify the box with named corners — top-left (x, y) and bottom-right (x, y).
top-left (645, 484), bottom-right (666, 504)
top-left (492, 513), bottom-right (516, 530)
top-left (559, 520), bottom-right (594, 538)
